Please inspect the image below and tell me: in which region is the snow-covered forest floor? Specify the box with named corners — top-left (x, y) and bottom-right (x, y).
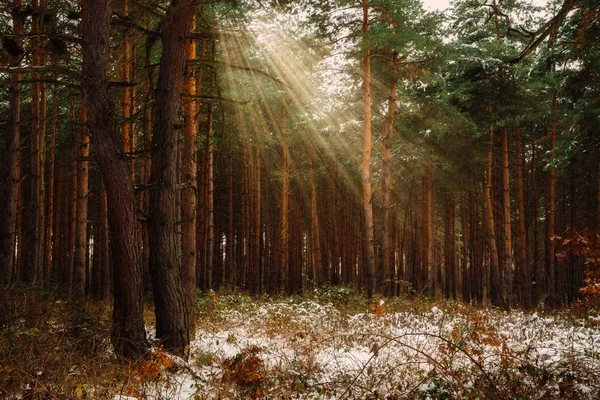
top-left (2, 286), bottom-right (600, 399)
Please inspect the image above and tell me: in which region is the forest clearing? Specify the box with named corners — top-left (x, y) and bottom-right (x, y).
top-left (1, 0), bottom-right (600, 398)
top-left (2, 287), bottom-right (600, 399)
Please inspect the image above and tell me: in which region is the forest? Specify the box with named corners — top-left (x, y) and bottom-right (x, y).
top-left (1, 0), bottom-right (599, 398)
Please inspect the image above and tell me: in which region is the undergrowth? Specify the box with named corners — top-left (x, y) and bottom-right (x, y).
top-left (1, 285), bottom-right (599, 399)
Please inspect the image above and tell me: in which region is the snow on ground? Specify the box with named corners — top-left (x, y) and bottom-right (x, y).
top-left (122, 295), bottom-right (600, 399)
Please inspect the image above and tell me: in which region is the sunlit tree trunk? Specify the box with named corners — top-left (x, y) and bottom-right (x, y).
top-left (182, 17), bottom-right (198, 335)
top-left (280, 107), bottom-right (290, 293)
top-left (309, 144), bottom-right (322, 287)
top-left (361, 0), bottom-right (376, 298)
top-left (148, 0), bottom-right (199, 356)
top-left (254, 140), bottom-right (263, 293)
top-left (330, 160), bottom-right (340, 285)
top-left (82, 0), bottom-right (147, 358)
top-left (205, 101), bottom-right (215, 290)
top-left (0, 0), bottom-right (24, 283)
top-left (380, 51), bottom-right (398, 296)
top-left (73, 106), bottom-right (90, 298)
top-left (120, 0), bottom-right (135, 158)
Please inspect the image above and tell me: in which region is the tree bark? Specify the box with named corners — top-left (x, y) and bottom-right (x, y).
top-left (424, 163), bottom-right (435, 296)
top-left (546, 92), bottom-right (558, 302)
top-left (502, 127), bottom-right (513, 304)
top-left (484, 123), bottom-right (506, 308)
top-left (73, 106), bottom-right (90, 299)
top-left (280, 105), bottom-right (290, 293)
top-left (0, 0), bottom-right (24, 283)
top-left (362, 0), bottom-right (376, 298)
top-left (81, 0), bottom-right (147, 359)
top-left (148, 0), bottom-right (199, 356)
top-left (309, 144), bottom-right (322, 287)
top-left (380, 51), bottom-right (398, 296)
top-left (515, 127), bottom-right (531, 308)
top-left (182, 16), bottom-right (198, 336)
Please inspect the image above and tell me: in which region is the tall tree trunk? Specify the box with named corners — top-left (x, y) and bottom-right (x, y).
top-left (380, 51), bottom-right (398, 296)
top-left (148, 0), bottom-right (199, 356)
top-left (120, 0), bottom-right (135, 158)
top-left (81, 0), bottom-right (147, 359)
top-left (51, 160), bottom-right (64, 284)
top-left (515, 127), bottom-right (531, 308)
top-left (205, 101), bottom-right (215, 290)
top-left (309, 144), bottom-right (322, 287)
top-left (424, 163), bottom-right (435, 296)
top-left (280, 105), bottom-right (290, 293)
top-left (227, 121), bottom-right (235, 288)
top-left (43, 90), bottom-right (58, 281)
top-left (502, 128), bottom-right (513, 305)
top-left (254, 140), bottom-right (263, 293)
top-left (0, 0), bottom-right (23, 283)
top-left (362, 0), bottom-right (376, 298)
top-left (546, 92), bottom-right (558, 302)
top-left (182, 17), bottom-right (198, 336)
top-left (26, 0), bottom-right (45, 284)
top-left (484, 123), bottom-right (505, 308)
top-left (73, 106), bottom-right (90, 299)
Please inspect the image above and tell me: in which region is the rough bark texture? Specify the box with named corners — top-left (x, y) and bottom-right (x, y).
top-left (0, 0), bottom-right (23, 283)
top-left (149, 0), bottom-right (199, 357)
top-left (361, 1), bottom-right (376, 298)
top-left (81, 0), bottom-right (147, 359)
top-left (182, 17), bottom-right (198, 337)
top-left (73, 107), bottom-right (90, 299)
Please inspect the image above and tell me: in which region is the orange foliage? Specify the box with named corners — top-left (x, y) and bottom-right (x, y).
top-left (367, 295), bottom-right (385, 317)
top-left (555, 228), bottom-right (600, 308)
top-left (222, 345), bottom-right (264, 397)
top-left (129, 347), bottom-right (174, 383)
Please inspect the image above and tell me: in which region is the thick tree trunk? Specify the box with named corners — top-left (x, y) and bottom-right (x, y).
top-left (81, 0), bottom-right (147, 359)
top-left (148, 0), bottom-right (199, 356)
top-left (484, 123), bottom-right (506, 308)
top-left (0, 0), bottom-right (24, 283)
top-left (73, 107), bottom-right (90, 299)
top-left (362, 1), bottom-right (376, 298)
